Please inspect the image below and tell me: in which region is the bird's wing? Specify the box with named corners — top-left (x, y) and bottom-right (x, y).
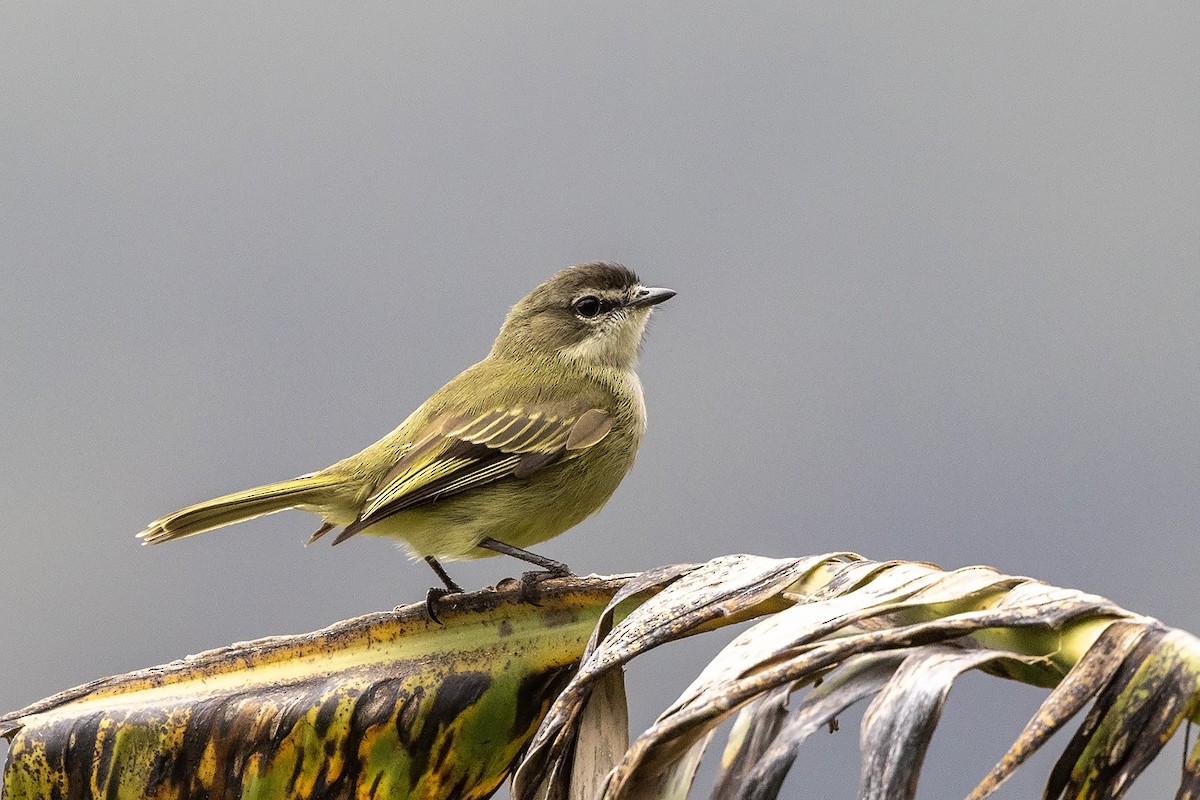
top-left (332, 404), bottom-right (612, 543)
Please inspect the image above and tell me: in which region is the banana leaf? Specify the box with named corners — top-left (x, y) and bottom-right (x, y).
top-left (6, 554), bottom-right (1200, 800)
top-left (1, 577), bottom-right (631, 800)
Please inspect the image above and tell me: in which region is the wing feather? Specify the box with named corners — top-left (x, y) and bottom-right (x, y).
top-left (566, 408), bottom-right (614, 450)
top-left (504, 417), bottom-right (556, 451)
top-left (334, 404), bottom-right (612, 542)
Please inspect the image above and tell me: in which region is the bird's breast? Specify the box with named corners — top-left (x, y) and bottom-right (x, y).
top-left (619, 369), bottom-right (647, 433)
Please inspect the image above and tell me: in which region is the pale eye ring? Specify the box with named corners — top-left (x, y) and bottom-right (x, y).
top-left (572, 295), bottom-right (603, 318)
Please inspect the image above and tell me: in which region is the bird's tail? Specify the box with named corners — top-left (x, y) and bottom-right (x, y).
top-left (137, 474), bottom-right (339, 544)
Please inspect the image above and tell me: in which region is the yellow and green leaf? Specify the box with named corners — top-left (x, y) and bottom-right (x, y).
top-left (2, 578), bottom-right (631, 800)
top-left (6, 554), bottom-right (1200, 800)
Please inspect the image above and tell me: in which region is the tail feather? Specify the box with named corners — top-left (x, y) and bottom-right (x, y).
top-left (138, 475), bottom-right (338, 544)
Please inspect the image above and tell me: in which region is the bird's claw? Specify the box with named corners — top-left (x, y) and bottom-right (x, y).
top-left (425, 586), bottom-right (458, 624)
top-left (518, 568), bottom-right (574, 605)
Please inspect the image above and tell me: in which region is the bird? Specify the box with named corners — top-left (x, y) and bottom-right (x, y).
top-left (138, 262), bottom-right (674, 618)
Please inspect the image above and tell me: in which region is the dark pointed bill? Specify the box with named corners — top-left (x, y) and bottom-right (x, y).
top-left (627, 286), bottom-right (676, 308)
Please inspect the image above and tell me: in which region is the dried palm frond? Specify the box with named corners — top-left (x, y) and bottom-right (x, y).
top-left (4, 554), bottom-right (1198, 800)
top-left (512, 554), bottom-right (1200, 800)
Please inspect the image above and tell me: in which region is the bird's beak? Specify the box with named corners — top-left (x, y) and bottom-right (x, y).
top-left (627, 286), bottom-right (677, 309)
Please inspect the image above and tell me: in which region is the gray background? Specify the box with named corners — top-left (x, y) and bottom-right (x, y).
top-left (3, 4), bottom-right (1198, 797)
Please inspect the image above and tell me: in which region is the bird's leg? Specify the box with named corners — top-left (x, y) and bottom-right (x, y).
top-left (423, 556), bottom-right (464, 624)
top-left (477, 537), bottom-right (572, 576)
top-left (424, 555), bottom-right (464, 592)
top-left (476, 537), bottom-right (573, 602)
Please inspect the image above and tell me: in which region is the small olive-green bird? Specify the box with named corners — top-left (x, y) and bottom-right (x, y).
top-left (139, 262), bottom-right (674, 610)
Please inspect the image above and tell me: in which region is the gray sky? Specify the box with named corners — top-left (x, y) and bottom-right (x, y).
top-left (3, 4), bottom-right (1198, 797)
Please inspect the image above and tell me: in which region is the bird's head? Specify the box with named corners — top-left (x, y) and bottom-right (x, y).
top-left (492, 262), bottom-right (675, 371)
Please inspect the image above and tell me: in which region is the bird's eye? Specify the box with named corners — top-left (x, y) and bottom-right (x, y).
top-left (573, 296), bottom-right (603, 318)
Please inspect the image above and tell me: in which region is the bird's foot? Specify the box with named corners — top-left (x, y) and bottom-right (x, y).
top-left (424, 586), bottom-right (460, 624)
top-left (421, 555), bottom-right (464, 623)
top-left (518, 566), bottom-right (574, 605)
